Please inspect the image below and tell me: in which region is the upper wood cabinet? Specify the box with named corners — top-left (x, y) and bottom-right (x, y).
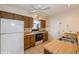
top-left (0, 11), bottom-right (14, 19)
top-left (23, 16), bottom-right (28, 28)
top-left (13, 14), bottom-right (23, 20)
top-left (0, 11), bottom-right (23, 21)
top-left (29, 17), bottom-right (33, 28)
top-left (0, 11), bottom-right (33, 28)
top-left (23, 16), bottom-right (33, 28)
top-left (40, 20), bottom-right (46, 28)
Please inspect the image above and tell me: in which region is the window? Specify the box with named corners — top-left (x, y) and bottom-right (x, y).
top-left (32, 20), bottom-right (40, 30)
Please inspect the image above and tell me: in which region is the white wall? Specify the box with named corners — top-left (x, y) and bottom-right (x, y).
top-left (47, 8), bottom-right (79, 40)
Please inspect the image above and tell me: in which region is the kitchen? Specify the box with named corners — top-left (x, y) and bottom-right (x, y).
top-left (0, 4), bottom-right (79, 54)
top-left (0, 10), bottom-right (48, 54)
top-left (0, 0), bottom-right (79, 59)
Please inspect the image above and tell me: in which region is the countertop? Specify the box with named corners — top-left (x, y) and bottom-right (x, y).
top-left (43, 40), bottom-right (78, 54)
top-left (24, 31), bottom-right (47, 36)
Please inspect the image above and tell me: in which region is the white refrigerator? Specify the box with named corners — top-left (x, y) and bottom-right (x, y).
top-left (0, 18), bottom-right (24, 54)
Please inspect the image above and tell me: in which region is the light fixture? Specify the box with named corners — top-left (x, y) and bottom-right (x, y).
top-left (31, 4), bottom-right (50, 10)
top-left (34, 15), bottom-right (42, 19)
top-left (34, 15), bottom-right (39, 19)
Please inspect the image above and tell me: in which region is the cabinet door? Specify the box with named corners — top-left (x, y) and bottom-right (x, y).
top-left (40, 20), bottom-right (46, 28)
top-left (43, 33), bottom-right (46, 42)
top-left (30, 34), bottom-right (35, 43)
top-left (29, 17), bottom-right (33, 28)
top-left (27, 17), bottom-right (33, 28)
top-left (0, 11), bottom-right (13, 19)
top-left (23, 16), bottom-right (29, 28)
top-left (30, 34), bottom-right (35, 47)
top-left (43, 32), bottom-right (48, 42)
top-left (24, 35), bottom-right (30, 49)
top-left (45, 32), bottom-right (48, 41)
top-left (0, 11), bottom-right (2, 18)
top-left (24, 34), bottom-right (35, 49)
top-left (13, 14), bottom-right (23, 20)
top-left (23, 16), bottom-right (33, 28)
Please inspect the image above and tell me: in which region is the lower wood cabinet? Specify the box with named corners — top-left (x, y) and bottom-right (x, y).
top-left (24, 34), bottom-right (35, 50)
top-left (24, 32), bottom-right (48, 50)
top-left (43, 32), bottom-right (48, 42)
top-left (24, 35), bottom-right (30, 49)
top-left (30, 34), bottom-right (35, 43)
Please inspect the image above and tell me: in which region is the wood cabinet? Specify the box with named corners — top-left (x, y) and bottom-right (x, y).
top-left (0, 11), bottom-right (33, 28)
top-left (0, 11), bottom-right (14, 19)
top-left (0, 11), bottom-right (23, 21)
top-left (28, 17), bottom-right (33, 28)
top-left (23, 16), bottom-right (29, 28)
top-left (24, 34), bottom-right (35, 50)
top-left (13, 14), bottom-right (23, 20)
top-left (24, 32), bottom-right (48, 49)
top-left (24, 35), bottom-right (30, 49)
top-left (40, 20), bottom-right (46, 28)
top-left (43, 32), bottom-right (48, 42)
top-left (30, 34), bottom-right (35, 43)
top-left (30, 34), bottom-right (35, 47)
top-left (23, 16), bottom-right (33, 28)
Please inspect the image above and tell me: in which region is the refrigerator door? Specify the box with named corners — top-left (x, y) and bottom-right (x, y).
top-left (1, 18), bottom-right (24, 34)
top-left (1, 33), bottom-right (24, 54)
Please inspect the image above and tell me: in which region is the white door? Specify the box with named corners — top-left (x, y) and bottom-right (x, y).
top-left (1, 33), bottom-right (24, 54)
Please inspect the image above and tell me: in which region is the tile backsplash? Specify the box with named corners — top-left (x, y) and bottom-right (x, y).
top-left (24, 28), bottom-right (32, 32)
top-left (24, 28), bottom-right (47, 33)
top-left (39, 28), bottom-right (46, 31)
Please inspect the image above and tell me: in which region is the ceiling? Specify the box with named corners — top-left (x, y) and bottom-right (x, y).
top-left (2, 4), bottom-right (79, 19)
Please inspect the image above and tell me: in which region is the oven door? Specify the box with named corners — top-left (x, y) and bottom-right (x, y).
top-left (35, 33), bottom-right (43, 41)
